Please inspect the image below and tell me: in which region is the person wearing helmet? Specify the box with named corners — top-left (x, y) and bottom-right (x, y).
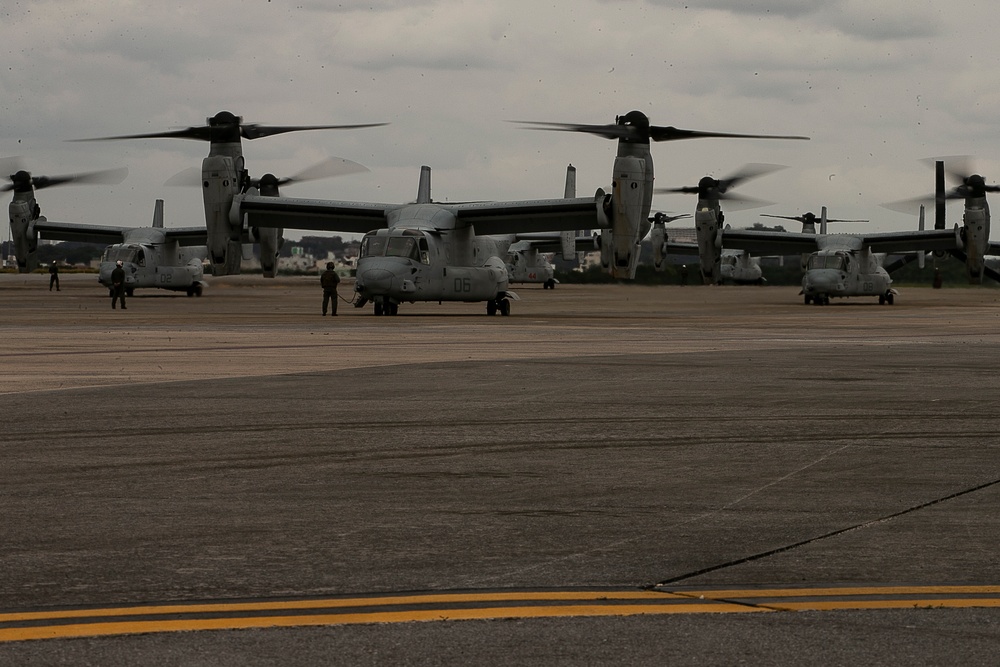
top-left (48, 260), bottom-right (60, 291)
top-left (111, 260), bottom-right (127, 310)
top-left (320, 261), bottom-right (341, 316)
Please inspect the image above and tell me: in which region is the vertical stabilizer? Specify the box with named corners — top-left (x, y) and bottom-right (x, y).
top-left (918, 204), bottom-right (926, 269)
top-left (416, 166), bottom-right (432, 204)
top-left (935, 160), bottom-right (946, 230)
top-left (152, 199), bottom-right (164, 228)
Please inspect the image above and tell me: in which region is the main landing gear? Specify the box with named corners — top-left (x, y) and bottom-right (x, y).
top-left (373, 301), bottom-right (399, 316)
top-left (804, 294), bottom-right (830, 305)
top-left (878, 291), bottom-right (895, 305)
top-left (486, 297), bottom-right (511, 316)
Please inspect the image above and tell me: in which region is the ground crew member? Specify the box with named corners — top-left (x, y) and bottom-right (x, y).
top-left (49, 261), bottom-right (60, 291)
top-left (111, 260), bottom-right (127, 310)
top-left (321, 262), bottom-right (340, 316)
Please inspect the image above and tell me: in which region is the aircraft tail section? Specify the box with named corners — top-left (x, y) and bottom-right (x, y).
top-left (152, 199), bottom-right (164, 228)
top-left (416, 166), bottom-right (432, 204)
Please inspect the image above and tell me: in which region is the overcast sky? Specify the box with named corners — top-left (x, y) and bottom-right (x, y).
top-left (3, 0), bottom-right (999, 242)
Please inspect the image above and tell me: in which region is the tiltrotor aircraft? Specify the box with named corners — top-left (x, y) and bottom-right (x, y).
top-left (76, 111), bottom-right (385, 277)
top-left (886, 158), bottom-right (1000, 284)
top-left (650, 212), bottom-right (772, 285)
top-left (514, 114), bottom-right (808, 278)
top-left (4, 158), bottom-right (128, 273)
top-left (31, 199), bottom-right (210, 297)
top-left (655, 163), bottom-right (788, 284)
top-left (721, 206), bottom-right (959, 304)
top-left (228, 109), bottom-right (807, 315)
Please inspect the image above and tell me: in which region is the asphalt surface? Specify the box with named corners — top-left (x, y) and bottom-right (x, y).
top-left (1, 273), bottom-right (999, 665)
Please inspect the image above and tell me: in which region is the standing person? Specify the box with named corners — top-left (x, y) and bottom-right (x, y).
top-left (320, 262), bottom-right (340, 316)
top-left (111, 260), bottom-right (127, 310)
top-left (48, 261), bottom-right (60, 291)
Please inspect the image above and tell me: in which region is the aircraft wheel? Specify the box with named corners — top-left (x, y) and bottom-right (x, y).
top-left (487, 300), bottom-right (498, 316)
top-left (195, 283), bottom-right (203, 297)
top-left (804, 295), bottom-right (812, 305)
top-left (374, 302), bottom-right (383, 316)
top-left (499, 298), bottom-right (511, 316)
top-left (126, 288), bottom-right (135, 297)
top-left (886, 293), bottom-right (894, 305)
top-left (387, 302), bottom-right (399, 316)
top-left (879, 294), bottom-right (886, 305)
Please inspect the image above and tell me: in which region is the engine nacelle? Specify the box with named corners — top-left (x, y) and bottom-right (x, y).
top-left (9, 200), bottom-right (39, 273)
top-left (607, 155), bottom-right (646, 279)
top-left (962, 207), bottom-right (987, 284)
top-left (694, 208), bottom-right (723, 284)
top-left (650, 222), bottom-right (667, 271)
top-left (201, 154), bottom-right (244, 276)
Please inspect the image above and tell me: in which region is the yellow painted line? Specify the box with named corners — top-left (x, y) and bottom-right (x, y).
top-left (4, 586), bottom-right (1000, 644)
top-left (0, 602), bottom-right (761, 643)
top-left (767, 599), bottom-right (1000, 612)
top-left (0, 590), bottom-right (680, 624)
top-left (675, 585), bottom-right (1000, 599)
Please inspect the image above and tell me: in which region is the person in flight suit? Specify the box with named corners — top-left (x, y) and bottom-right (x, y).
top-left (48, 261), bottom-right (60, 291)
top-left (320, 262), bottom-right (341, 316)
top-left (111, 260), bottom-right (127, 310)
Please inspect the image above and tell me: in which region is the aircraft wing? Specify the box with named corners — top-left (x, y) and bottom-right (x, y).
top-left (234, 194), bottom-right (391, 234)
top-left (454, 197), bottom-right (605, 235)
top-left (858, 229), bottom-right (958, 253)
top-left (510, 232), bottom-right (598, 253)
top-left (33, 220), bottom-right (127, 245)
top-left (663, 240), bottom-right (700, 255)
top-left (720, 229), bottom-right (821, 255)
top-left (163, 227), bottom-right (210, 246)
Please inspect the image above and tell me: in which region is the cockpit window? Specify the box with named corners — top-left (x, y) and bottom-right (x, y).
top-left (385, 236), bottom-right (419, 261)
top-left (102, 246), bottom-right (138, 264)
top-left (360, 234), bottom-right (387, 258)
top-left (808, 254), bottom-right (846, 271)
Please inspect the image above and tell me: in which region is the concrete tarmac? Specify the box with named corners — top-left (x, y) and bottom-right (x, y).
top-left (1, 273), bottom-right (999, 664)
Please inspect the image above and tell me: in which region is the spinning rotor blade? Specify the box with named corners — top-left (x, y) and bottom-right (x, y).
top-left (510, 110), bottom-right (808, 143)
top-left (275, 156), bottom-right (369, 185)
top-left (649, 212), bottom-right (692, 223)
top-left (249, 157), bottom-right (371, 196)
top-left (654, 164), bottom-right (785, 210)
top-left (760, 213), bottom-right (868, 224)
top-left (884, 156), bottom-right (1000, 213)
top-left (1, 165), bottom-right (127, 193)
top-left (73, 110), bottom-right (387, 143)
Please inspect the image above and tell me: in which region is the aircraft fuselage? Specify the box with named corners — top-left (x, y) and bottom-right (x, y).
top-left (801, 249), bottom-right (892, 304)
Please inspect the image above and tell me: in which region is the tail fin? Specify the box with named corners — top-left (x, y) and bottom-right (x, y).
top-left (152, 199), bottom-right (164, 228)
top-left (416, 166), bottom-right (432, 204)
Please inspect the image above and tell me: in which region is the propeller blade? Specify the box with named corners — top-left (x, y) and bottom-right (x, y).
top-left (281, 156), bottom-right (369, 183)
top-left (34, 167), bottom-right (128, 189)
top-left (508, 120), bottom-right (636, 141)
top-left (716, 163), bottom-right (787, 191)
top-left (164, 166), bottom-right (203, 187)
top-left (715, 193), bottom-right (775, 212)
top-left (72, 111), bottom-right (387, 143)
top-left (649, 127), bottom-right (808, 142)
top-left (240, 123), bottom-right (388, 140)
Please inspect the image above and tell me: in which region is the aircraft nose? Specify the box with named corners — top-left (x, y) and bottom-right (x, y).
top-left (358, 267), bottom-right (394, 294)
